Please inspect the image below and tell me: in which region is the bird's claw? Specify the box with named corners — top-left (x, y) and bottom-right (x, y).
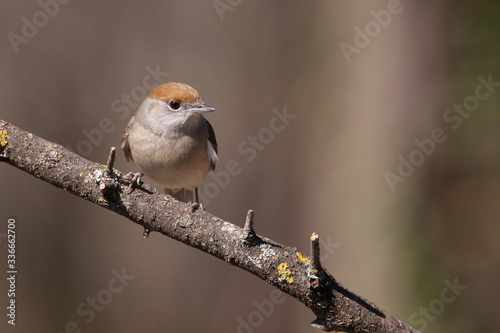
top-left (124, 172), bottom-right (142, 193)
top-left (189, 202), bottom-right (203, 213)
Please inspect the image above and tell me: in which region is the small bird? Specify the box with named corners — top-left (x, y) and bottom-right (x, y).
top-left (121, 82), bottom-right (218, 205)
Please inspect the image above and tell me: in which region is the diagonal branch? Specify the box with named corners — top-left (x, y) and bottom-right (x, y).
top-left (0, 119), bottom-right (420, 333)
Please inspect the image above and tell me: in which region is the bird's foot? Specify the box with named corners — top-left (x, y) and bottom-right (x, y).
top-left (189, 202), bottom-right (204, 213)
top-left (124, 172), bottom-right (143, 193)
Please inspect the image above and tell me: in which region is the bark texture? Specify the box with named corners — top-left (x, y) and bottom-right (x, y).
top-left (0, 119), bottom-right (420, 333)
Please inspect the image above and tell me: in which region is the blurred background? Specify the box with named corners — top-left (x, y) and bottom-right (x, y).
top-left (1, 1), bottom-right (499, 332)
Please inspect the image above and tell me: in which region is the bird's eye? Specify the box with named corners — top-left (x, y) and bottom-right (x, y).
top-left (169, 101), bottom-right (181, 110)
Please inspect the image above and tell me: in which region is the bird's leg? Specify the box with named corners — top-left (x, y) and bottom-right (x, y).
top-left (190, 187), bottom-right (201, 212)
top-left (194, 187), bottom-right (200, 204)
top-left (124, 172), bottom-right (143, 194)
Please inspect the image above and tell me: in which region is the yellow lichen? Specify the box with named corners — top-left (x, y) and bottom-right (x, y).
top-left (97, 195), bottom-right (105, 202)
top-left (296, 252), bottom-right (310, 263)
top-left (0, 130), bottom-right (7, 147)
top-left (277, 262), bottom-right (294, 284)
top-left (79, 172), bottom-right (83, 177)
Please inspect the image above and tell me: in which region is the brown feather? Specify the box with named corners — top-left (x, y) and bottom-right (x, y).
top-left (148, 82), bottom-right (202, 104)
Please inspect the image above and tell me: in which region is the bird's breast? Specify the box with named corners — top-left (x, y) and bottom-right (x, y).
top-left (128, 121), bottom-right (211, 189)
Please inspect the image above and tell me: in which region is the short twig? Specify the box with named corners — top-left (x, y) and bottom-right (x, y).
top-left (310, 232), bottom-right (322, 273)
top-left (243, 210), bottom-right (257, 241)
top-left (309, 233), bottom-right (323, 288)
top-left (244, 210), bottom-right (254, 233)
top-left (105, 147), bottom-right (116, 176)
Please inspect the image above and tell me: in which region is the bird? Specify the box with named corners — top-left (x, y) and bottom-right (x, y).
top-left (120, 82), bottom-right (218, 206)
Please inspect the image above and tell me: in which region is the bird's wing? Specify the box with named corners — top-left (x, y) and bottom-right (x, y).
top-left (120, 115), bottom-right (135, 162)
top-left (207, 119), bottom-right (218, 171)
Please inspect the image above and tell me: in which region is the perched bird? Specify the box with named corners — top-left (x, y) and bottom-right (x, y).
top-left (121, 82), bottom-right (218, 205)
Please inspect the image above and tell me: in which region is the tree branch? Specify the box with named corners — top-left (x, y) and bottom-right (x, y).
top-left (0, 119), bottom-right (420, 333)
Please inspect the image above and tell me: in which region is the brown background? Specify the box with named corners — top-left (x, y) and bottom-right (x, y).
top-left (1, 1), bottom-right (499, 332)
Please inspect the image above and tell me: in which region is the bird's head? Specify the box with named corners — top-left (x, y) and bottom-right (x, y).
top-left (145, 82), bottom-right (215, 119)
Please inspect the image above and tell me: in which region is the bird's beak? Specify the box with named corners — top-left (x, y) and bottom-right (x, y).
top-left (191, 104), bottom-right (215, 113)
